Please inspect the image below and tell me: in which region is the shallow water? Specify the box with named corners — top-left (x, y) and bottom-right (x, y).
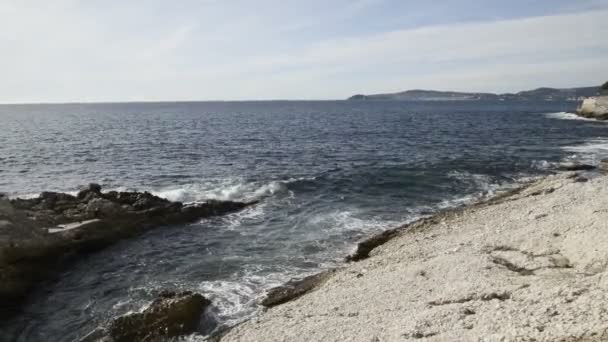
top-left (1, 100), bottom-right (607, 341)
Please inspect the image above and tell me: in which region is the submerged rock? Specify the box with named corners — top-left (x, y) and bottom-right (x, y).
top-left (109, 291), bottom-right (210, 342)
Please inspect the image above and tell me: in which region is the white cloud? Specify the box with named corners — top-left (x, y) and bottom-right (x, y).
top-left (0, 2), bottom-right (607, 102)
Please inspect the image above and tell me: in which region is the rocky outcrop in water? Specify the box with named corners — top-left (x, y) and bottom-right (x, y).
top-left (108, 291), bottom-right (210, 342)
top-left (0, 184), bottom-right (254, 318)
top-left (576, 96), bottom-right (608, 120)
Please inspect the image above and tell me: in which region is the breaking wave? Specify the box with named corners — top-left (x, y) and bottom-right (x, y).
top-left (562, 138), bottom-right (608, 164)
top-left (545, 112), bottom-right (600, 121)
top-left (151, 177), bottom-right (316, 203)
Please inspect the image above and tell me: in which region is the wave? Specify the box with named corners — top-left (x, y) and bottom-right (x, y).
top-left (151, 176), bottom-right (316, 203)
top-left (306, 209), bottom-right (401, 235)
top-left (563, 138), bottom-right (608, 154)
top-left (7, 190), bottom-right (80, 200)
top-left (531, 159), bottom-right (552, 170)
top-left (196, 265), bottom-right (311, 329)
top-left (561, 138), bottom-right (608, 164)
top-left (447, 171), bottom-right (497, 192)
top-left (545, 112), bottom-right (600, 121)
top-left (222, 202), bottom-right (268, 230)
top-left (430, 170), bottom-right (533, 211)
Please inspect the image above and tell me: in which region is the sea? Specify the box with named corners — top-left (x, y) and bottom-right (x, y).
top-left (1, 100), bottom-right (607, 341)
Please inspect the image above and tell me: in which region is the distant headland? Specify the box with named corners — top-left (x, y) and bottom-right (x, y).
top-left (348, 85), bottom-right (602, 101)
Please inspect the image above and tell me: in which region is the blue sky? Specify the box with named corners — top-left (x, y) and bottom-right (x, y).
top-left (1, 0), bottom-right (607, 102)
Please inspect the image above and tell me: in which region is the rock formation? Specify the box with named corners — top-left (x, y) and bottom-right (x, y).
top-left (576, 96), bottom-right (608, 120)
top-left (109, 291), bottom-right (210, 342)
top-left (0, 184), bottom-right (254, 318)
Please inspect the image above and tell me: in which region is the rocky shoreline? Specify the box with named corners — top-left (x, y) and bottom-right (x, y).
top-left (3, 167), bottom-right (608, 341)
top-left (0, 184), bottom-right (255, 320)
top-left (220, 171), bottom-right (608, 341)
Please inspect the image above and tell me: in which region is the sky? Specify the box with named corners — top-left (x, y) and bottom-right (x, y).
top-left (1, 0), bottom-right (607, 103)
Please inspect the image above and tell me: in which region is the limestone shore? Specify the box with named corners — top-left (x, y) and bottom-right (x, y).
top-left (577, 96), bottom-right (608, 120)
top-left (221, 172), bottom-right (608, 341)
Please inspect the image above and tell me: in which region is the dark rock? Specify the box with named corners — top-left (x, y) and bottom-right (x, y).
top-left (461, 307), bottom-right (476, 315)
top-left (1, 185), bottom-right (255, 319)
top-left (103, 191), bottom-right (139, 205)
top-left (479, 291), bottom-right (511, 301)
top-left (39, 192), bottom-right (64, 209)
top-left (88, 183), bottom-right (102, 193)
top-left (63, 206), bottom-right (88, 221)
top-left (85, 198), bottom-right (124, 218)
top-left (132, 192), bottom-right (170, 210)
top-left (109, 291), bottom-right (210, 342)
top-left (0, 196), bottom-right (16, 219)
top-left (346, 228), bottom-right (401, 262)
top-left (77, 183), bottom-right (102, 200)
top-left (261, 270), bottom-right (334, 308)
top-left (556, 162), bottom-right (596, 172)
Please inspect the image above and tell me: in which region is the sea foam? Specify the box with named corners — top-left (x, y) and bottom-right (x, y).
top-left (545, 112), bottom-right (600, 121)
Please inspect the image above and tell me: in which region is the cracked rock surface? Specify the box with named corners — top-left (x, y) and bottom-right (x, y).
top-left (222, 173), bottom-right (608, 341)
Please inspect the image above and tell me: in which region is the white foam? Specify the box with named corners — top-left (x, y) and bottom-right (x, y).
top-left (8, 177), bottom-right (314, 203)
top-left (545, 112), bottom-right (600, 121)
top-left (196, 267), bottom-right (307, 328)
top-left (531, 159), bottom-right (552, 170)
top-left (222, 202), bottom-right (267, 230)
top-left (447, 171), bottom-right (497, 192)
top-left (307, 209), bottom-right (401, 234)
top-left (151, 177), bottom-right (314, 203)
top-left (9, 190), bottom-right (80, 200)
top-left (412, 171), bottom-right (530, 217)
top-left (561, 138), bottom-right (608, 164)
top-left (563, 138), bottom-right (608, 154)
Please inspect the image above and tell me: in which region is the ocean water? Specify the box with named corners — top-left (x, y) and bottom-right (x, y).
top-left (1, 100), bottom-right (607, 341)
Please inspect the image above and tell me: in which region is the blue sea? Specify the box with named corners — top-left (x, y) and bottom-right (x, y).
top-left (1, 100), bottom-right (607, 341)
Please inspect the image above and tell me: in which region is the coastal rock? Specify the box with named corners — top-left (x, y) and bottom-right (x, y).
top-left (77, 183), bottom-right (102, 199)
top-left (109, 291), bottom-right (210, 342)
top-left (555, 162), bottom-right (596, 172)
top-left (346, 228), bottom-right (402, 262)
top-left (576, 96), bottom-right (608, 120)
top-left (0, 195), bottom-right (16, 219)
top-left (85, 198), bottom-right (124, 217)
top-left (261, 271), bottom-right (335, 308)
top-left (0, 185), bottom-right (254, 318)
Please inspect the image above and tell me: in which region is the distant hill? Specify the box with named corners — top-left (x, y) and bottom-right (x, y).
top-left (348, 86), bottom-right (601, 101)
